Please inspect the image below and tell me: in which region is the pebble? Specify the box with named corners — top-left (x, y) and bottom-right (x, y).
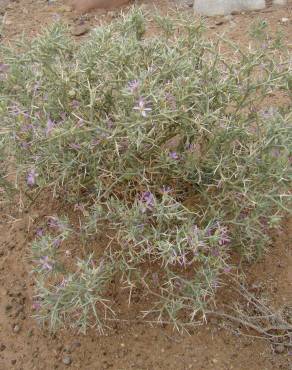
top-left (62, 356), bottom-right (72, 366)
top-left (281, 18), bottom-right (289, 24)
top-left (13, 324), bottom-right (20, 333)
top-left (5, 304), bottom-right (12, 312)
top-left (0, 343), bottom-right (6, 351)
top-left (275, 344), bottom-right (285, 354)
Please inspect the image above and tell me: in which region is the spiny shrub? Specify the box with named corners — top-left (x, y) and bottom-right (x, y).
top-left (0, 9), bottom-right (291, 332)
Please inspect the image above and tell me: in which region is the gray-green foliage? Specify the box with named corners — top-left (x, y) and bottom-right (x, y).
top-left (0, 9), bottom-right (291, 332)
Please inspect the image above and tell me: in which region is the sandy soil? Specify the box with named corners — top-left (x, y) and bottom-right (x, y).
top-left (0, 1), bottom-right (291, 369)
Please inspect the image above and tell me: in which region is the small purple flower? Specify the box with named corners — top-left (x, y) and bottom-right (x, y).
top-left (36, 228), bottom-right (44, 237)
top-left (47, 217), bottom-right (60, 229)
top-left (218, 226), bottom-right (230, 246)
top-left (52, 237), bottom-right (62, 248)
top-left (20, 141), bottom-right (31, 150)
top-left (169, 151), bottom-right (179, 160)
top-left (27, 169), bottom-right (38, 187)
top-left (58, 278), bottom-right (68, 288)
top-left (77, 119), bottom-right (84, 127)
top-left (20, 124), bottom-right (33, 133)
top-left (128, 79), bottom-right (140, 94)
top-left (271, 148), bottom-right (281, 158)
top-left (39, 256), bottom-right (53, 271)
top-left (133, 97), bottom-right (152, 118)
top-left (223, 266), bottom-right (232, 274)
top-left (32, 301), bottom-right (41, 311)
top-left (91, 138), bottom-right (100, 147)
top-left (46, 118), bottom-right (55, 136)
top-left (140, 191), bottom-right (155, 211)
top-left (161, 185), bottom-right (172, 194)
top-left (71, 100), bottom-right (80, 109)
top-left (0, 63), bottom-right (9, 73)
top-left (106, 117), bottom-right (114, 129)
top-left (60, 112), bottom-right (67, 121)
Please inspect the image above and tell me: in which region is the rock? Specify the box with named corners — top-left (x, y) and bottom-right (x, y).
top-left (13, 324), bottom-right (20, 333)
top-left (11, 359), bottom-right (17, 365)
top-left (71, 25), bottom-right (90, 36)
top-left (274, 344), bottom-right (285, 354)
top-left (5, 304), bottom-right (12, 312)
top-left (0, 343), bottom-right (6, 351)
top-left (280, 18), bottom-right (289, 23)
top-left (62, 356), bottom-right (72, 366)
top-left (194, 0), bottom-right (265, 16)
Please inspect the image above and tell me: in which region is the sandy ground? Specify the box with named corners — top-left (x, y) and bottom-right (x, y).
top-left (0, 1), bottom-right (291, 369)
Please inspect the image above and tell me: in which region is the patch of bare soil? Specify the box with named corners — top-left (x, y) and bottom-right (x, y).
top-left (0, 1), bottom-right (292, 369)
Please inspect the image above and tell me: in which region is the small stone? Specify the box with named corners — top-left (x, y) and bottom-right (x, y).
top-left (120, 343), bottom-right (125, 348)
top-left (212, 359), bottom-right (218, 364)
top-left (11, 359), bottom-right (17, 365)
top-left (0, 343), bottom-right (6, 351)
top-left (275, 344), bottom-right (285, 354)
top-left (71, 25), bottom-right (90, 37)
top-left (13, 324), bottom-right (20, 333)
top-left (5, 304), bottom-right (12, 311)
top-left (62, 356), bottom-right (72, 366)
top-left (281, 18), bottom-right (289, 23)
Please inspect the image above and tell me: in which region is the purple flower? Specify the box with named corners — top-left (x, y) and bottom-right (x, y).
top-left (60, 112), bottom-right (67, 121)
top-left (46, 118), bottom-right (55, 136)
top-left (52, 237), bottom-right (62, 248)
top-left (76, 119), bottom-right (84, 128)
top-left (161, 185), bottom-right (172, 194)
top-left (271, 148), bottom-right (281, 158)
top-left (27, 169), bottom-right (38, 187)
top-left (58, 278), bottom-right (68, 288)
top-left (36, 228), bottom-right (44, 237)
top-left (71, 100), bottom-right (80, 109)
top-left (169, 151), bottom-right (179, 160)
top-left (20, 141), bottom-right (31, 150)
top-left (133, 97), bottom-right (152, 118)
top-left (47, 217), bottom-right (61, 229)
top-left (223, 266), bottom-right (232, 274)
top-left (218, 226), bottom-right (230, 246)
top-left (91, 138), bottom-right (100, 147)
top-left (140, 191), bottom-right (155, 211)
top-left (128, 79), bottom-right (140, 94)
top-left (39, 256), bottom-right (53, 271)
top-left (20, 124), bottom-right (33, 133)
top-left (32, 301), bottom-right (41, 311)
top-left (0, 63), bottom-right (9, 73)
